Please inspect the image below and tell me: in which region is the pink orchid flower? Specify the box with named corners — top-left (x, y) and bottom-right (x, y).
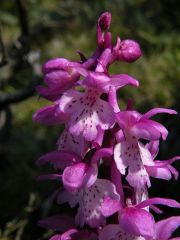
top-left (34, 11), bottom-right (180, 240)
top-left (114, 108), bottom-right (177, 189)
top-left (99, 216), bottom-right (180, 240)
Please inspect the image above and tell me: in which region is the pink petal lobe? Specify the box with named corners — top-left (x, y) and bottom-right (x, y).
top-left (91, 147), bottom-right (113, 164)
top-left (42, 58), bottom-right (69, 73)
top-left (153, 156), bottom-right (180, 167)
top-left (36, 150), bottom-right (81, 169)
top-left (141, 108), bottom-right (177, 120)
top-left (114, 141), bottom-right (152, 188)
top-left (109, 86), bottom-right (120, 113)
top-left (57, 129), bottom-right (89, 157)
top-left (155, 216), bottom-right (180, 240)
top-left (62, 162), bottom-right (98, 192)
top-left (116, 110), bottom-right (141, 131)
top-left (49, 234), bottom-right (61, 240)
top-left (145, 140), bottom-right (159, 159)
top-left (83, 72), bottom-right (110, 92)
top-left (70, 229), bottom-right (98, 240)
top-left (130, 120), bottom-right (162, 140)
top-left (75, 179), bottom-right (120, 228)
top-left (146, 165), bottom-right (172, 180)
top-left (110, 74), bottom-right (139, 88)
top-left (136, 197), bottom-right (180, 209)
top-left (33, 104), bottom-right (69, 125)
top-left (44, 70), bottom-right (72, 87)
top-left (99, 224), bottom-right (145, 240)
top-left (57, 190), bottom-right (79, 208)
top-left (38, 214), bottom-right (75, 231)
top-left (36, 85), bottom-right (62, 101)
top-left (62, 163), bottom-right (89, 191)
top-left (119, 207), bottom-right (155, 238)
top-left (92, 126), bottom-right (104, 148)
top-left (101, 196), bottom-right (122, 217)
top-left (145, 156), bottom-right (180, 180)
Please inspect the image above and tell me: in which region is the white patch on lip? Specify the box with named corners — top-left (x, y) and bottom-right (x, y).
top-left (114, 140), bottom-right (153, 189)
top-left (67, 179), bottom-right (120, 228)
top-left (59, 88), bottom-right (115, 141)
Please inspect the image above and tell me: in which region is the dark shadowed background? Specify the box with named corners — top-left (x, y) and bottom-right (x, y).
top-left (0, 0), bottom-right (180, 239)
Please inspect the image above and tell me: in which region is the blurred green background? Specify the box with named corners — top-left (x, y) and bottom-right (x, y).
top-left (0, 0), bottom-right (180, 239)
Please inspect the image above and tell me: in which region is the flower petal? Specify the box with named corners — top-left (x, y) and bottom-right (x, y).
top-left (141, 108), bottom-right (177, 120)
top-left (36, 150), bottom-right (81, 169)
top-left (155, 216), bottom-right (180, 240)
top-left (135, 187), bottom-right (149, 204)
top-left (109, 86), bottom-right (120, 113)
top-left (97, 98), bottom-right (115, 129)
top-left (37, 70), bottom-right (78, 101)
top-left (119, 207), bottom-right (155, 238)
top-left (114, 141), bottom-right (152, 188)
top-left (130, 120), bottom-right (162, 141)
top-left (49, 234), bottom-right (61, 240)
top-left (136, 197), bottom-right (180, 210)
top-left (83, 72), bottom-right (110, 92)
top-left (56, 229), bottom-right (78, 240)
top-left (116, 111), bottom-right (141, 131)
top-left (153, 156), bottom-right (180, 167)
top-left (146, 165), bottom-right (173, 180)
top-left (38, 214), bottom-right (75, 231)
top-left (33, 104), bottom-right (69, 125)
top-left (145, 140), bottom-right (159, 159)
top-left (62, 163), bottom-right (89, 191)
top-left (62, 163), bottom-right (97, 191)
top-left (42, 58), bottom-right (69, 73)
top-left (57, 190), bottom-right (79, 208)
top-left (110, 74), bottom-right (139, 88)
top-left (145, 157), bottom-right (180, 181)
top-left (57, 129), bottom-right (88, 157)
top-left (168, 165), bottom-right (179, 180)
top-left (111, 162), bottom-right (125, 202)
top-left (36, 85), bottom-right (62, 101)
top-left (114, 142), bottom-right (128, 175)
top-left (101, 196), bottom-right (122, 217)
top-left (99, 224), bottom-right (145, 240)
top-left (142, 119), bottom-right (168, 140)
top-left (75, 179), bottom-right (120, 228)
top-left (92, 126), bottom-right (104, 148)
top-left (70, 229), bottom-right (98, 240)
top-left (44, 70), bottom-right (70, 86)
top-left (91, 147), bottom-right (113, 164)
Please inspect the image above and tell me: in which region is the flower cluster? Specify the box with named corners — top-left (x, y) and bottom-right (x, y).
top-left (33, 12), bottom-right (180, 240)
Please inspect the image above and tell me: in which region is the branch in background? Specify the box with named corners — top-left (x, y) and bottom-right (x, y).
top-left (16, 0), bottom-right (29, 37)
top-left (0, 107), bottom-right (12, 141)
top-left (0, 0), bottom-right (39, 110)
top-left (0, 25), bottom-right (7, 67)
top-left (0, 81), bottom-right (38, 110)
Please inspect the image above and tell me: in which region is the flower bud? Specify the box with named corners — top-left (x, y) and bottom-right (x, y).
top-left (98, 12), bottom-right (111, 31)
top-left (118, 40), bottom-right (142, 62)
top-left (42, 58), bottom-right (69, 74)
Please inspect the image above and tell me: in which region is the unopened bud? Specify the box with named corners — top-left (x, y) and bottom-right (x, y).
top-left (98, 12), bottom-right (111, 31)
top-left (118, 40), bottom-right (142, 62)
top-left (42, 58), bottom-right (69, 74)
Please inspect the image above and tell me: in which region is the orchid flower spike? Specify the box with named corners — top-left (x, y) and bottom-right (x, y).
top-left (33, 11), bottom-right (180, 240)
